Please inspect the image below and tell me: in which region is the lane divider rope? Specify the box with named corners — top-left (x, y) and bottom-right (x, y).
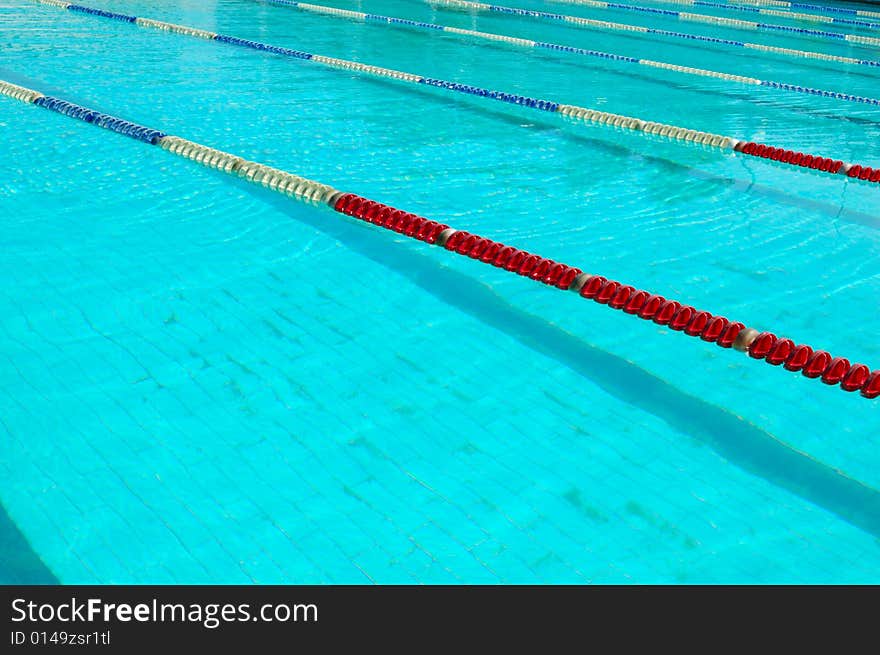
top-left (67, 4), bottom-right (136, 22)
top-left (428, 0), bottom-right (880, 68)
top-left (259, 0), bottom-right (880, 107)
top-left (604, 0), bottom-right (880, 29)
top-left (665, 0), bottom-right (880, 21)
top-left (134, 17), bottom-right (217, 40)
top-left (546, 0), bottom-right (880, 37)
top-left (2, 78), bottom-right (877, 399)
top-left (718, 0), bottom-right (793, 7)
top-left (29, 0), bottom-right (880, 185)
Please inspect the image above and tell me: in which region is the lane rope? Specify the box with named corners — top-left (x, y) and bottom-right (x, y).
top-left (3, 78), bottom-right (878, 398)
top-left (546, 0), bottom-right (880, 37)
top-left (654, 0), bottom-right (880, 21)
top-left (428, 0), bottom-right (880, 68)
top-left (605, 0), bottom-right (880, 30)
top-left (29, 0), bottom-right (880, 186)
top-left (2, 78), bottom-right (877, 399)
top-left (259, 0), bottom-right (880, 107)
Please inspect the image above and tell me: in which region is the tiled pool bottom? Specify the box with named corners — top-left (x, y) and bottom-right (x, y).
top-left (2, 114), bottom-right (878, 583)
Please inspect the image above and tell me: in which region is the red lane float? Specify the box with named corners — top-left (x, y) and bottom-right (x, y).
top-left (736, 141), bottom-right (880, 182)
top-left (332, 193), bottom-right (879, 399)
top-left (334, 193), bottom-right (583, 289)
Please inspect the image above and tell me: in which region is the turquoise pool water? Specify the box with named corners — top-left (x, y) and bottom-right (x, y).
top-left (1, 0), bottom-right (879, 583)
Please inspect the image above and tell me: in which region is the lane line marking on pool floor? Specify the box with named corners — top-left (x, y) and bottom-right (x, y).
top-left (257, 0), bottom-right (880, 108)
top-left (1, 78), bottom-right (877, 399)
top-left (29, 0), bottom-right (880, 186)
top-left (545, 0), bottom-right (880, 35)
top-left (427, 0), bottom-right (880, 68)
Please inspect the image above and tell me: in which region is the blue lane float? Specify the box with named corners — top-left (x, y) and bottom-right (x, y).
top-left (213, 34), bottom-right (314, 59)
top-left (66, 4), bottom-right (135, 22)
top-left (623, 0), bottom-right (880, 30)
top-left (253, 1), bottom-right (880, 107)
top-left (365, 13), bottom-right (444, 30)
top-left (24, 0), bottom-right (880, 185)
top-left (536, 40), bottom-right (640, 63)
top-left (632, 0), bottom-right (880, 22)
top-left (33, 96), bottom-right (166, 144)
top-left (428, 0), bottom-right (880, 67)
top-left (4, 77), bottom-right (880, 400)
top-left (786, 0), bottom-right (880, 20)
top-left (758, 80), bottom-right (880, 104)
top-left (419, 78), bottom-right (560, 111)
top-left (541, 0), bottom-right (880, 45)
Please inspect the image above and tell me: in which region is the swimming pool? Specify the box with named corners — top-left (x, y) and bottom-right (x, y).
top-left (1, 0), bottom-right (879, 583)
